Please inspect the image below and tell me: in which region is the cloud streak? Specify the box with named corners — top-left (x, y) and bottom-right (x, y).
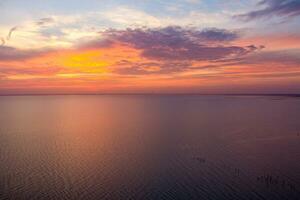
top-left (0, 37), bottom-right (5, 46)
top-left (235, 0), bottom-right (300, 21)
top-left (36, 17), bottom-right (55, 26)
top-left (113, 61), bottom-right (192, 75)
top-left (7, 26), bottom-right (18, 40)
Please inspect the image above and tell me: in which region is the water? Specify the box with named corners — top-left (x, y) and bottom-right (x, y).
top-left (0, 95), bottom-right (299, 200)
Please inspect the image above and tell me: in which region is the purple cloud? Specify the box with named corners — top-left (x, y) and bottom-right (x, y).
top-left (0, 65), bottom-right (64, 76)
top-left (100, 26), bottom-right (259, 61)
top-left (0, 46), bottom-right (50, 61)
top-left (81, 26), bottom-right (263, 75)
top-left (113, 61), bottom-right (192, 75)
top-left (141, 45), bottom-right (255, 61)
top-left (103, 26), bottom-right (239, 48)
top-left (196, 28), bottom-right (239, 42)
top-left (235, 0), bottom-right (300, 21)
top-left (36, 17), bottom-right (55, 26)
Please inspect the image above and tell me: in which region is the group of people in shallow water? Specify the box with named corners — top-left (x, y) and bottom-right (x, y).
top-left (256, 174), bottom-right (297, 191)
top-left (193, 156), bottom-right (298, 193)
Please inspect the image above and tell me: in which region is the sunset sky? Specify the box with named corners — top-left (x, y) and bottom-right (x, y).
top-left (0, 0), bottom-right (300, 94)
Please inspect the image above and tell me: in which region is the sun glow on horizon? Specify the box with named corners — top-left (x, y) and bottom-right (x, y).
top-left (0, 0), bottom-right (300, 94)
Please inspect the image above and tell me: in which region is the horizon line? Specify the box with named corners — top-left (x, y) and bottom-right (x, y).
top-left (0, 93), bottom-right (300, 97)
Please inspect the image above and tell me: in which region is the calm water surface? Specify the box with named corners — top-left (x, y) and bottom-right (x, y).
top-left (0, 95), bottom-right (299, 199)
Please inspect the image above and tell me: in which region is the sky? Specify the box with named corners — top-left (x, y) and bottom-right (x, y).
top-left (0, 0), bottom-right (300, 94)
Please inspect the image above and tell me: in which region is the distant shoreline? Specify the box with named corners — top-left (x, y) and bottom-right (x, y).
top-left (0, 93), bottom-right (300, 97)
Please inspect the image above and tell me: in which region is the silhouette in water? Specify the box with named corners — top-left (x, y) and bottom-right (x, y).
top-left (257, 174), bottom-right (298, 192)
